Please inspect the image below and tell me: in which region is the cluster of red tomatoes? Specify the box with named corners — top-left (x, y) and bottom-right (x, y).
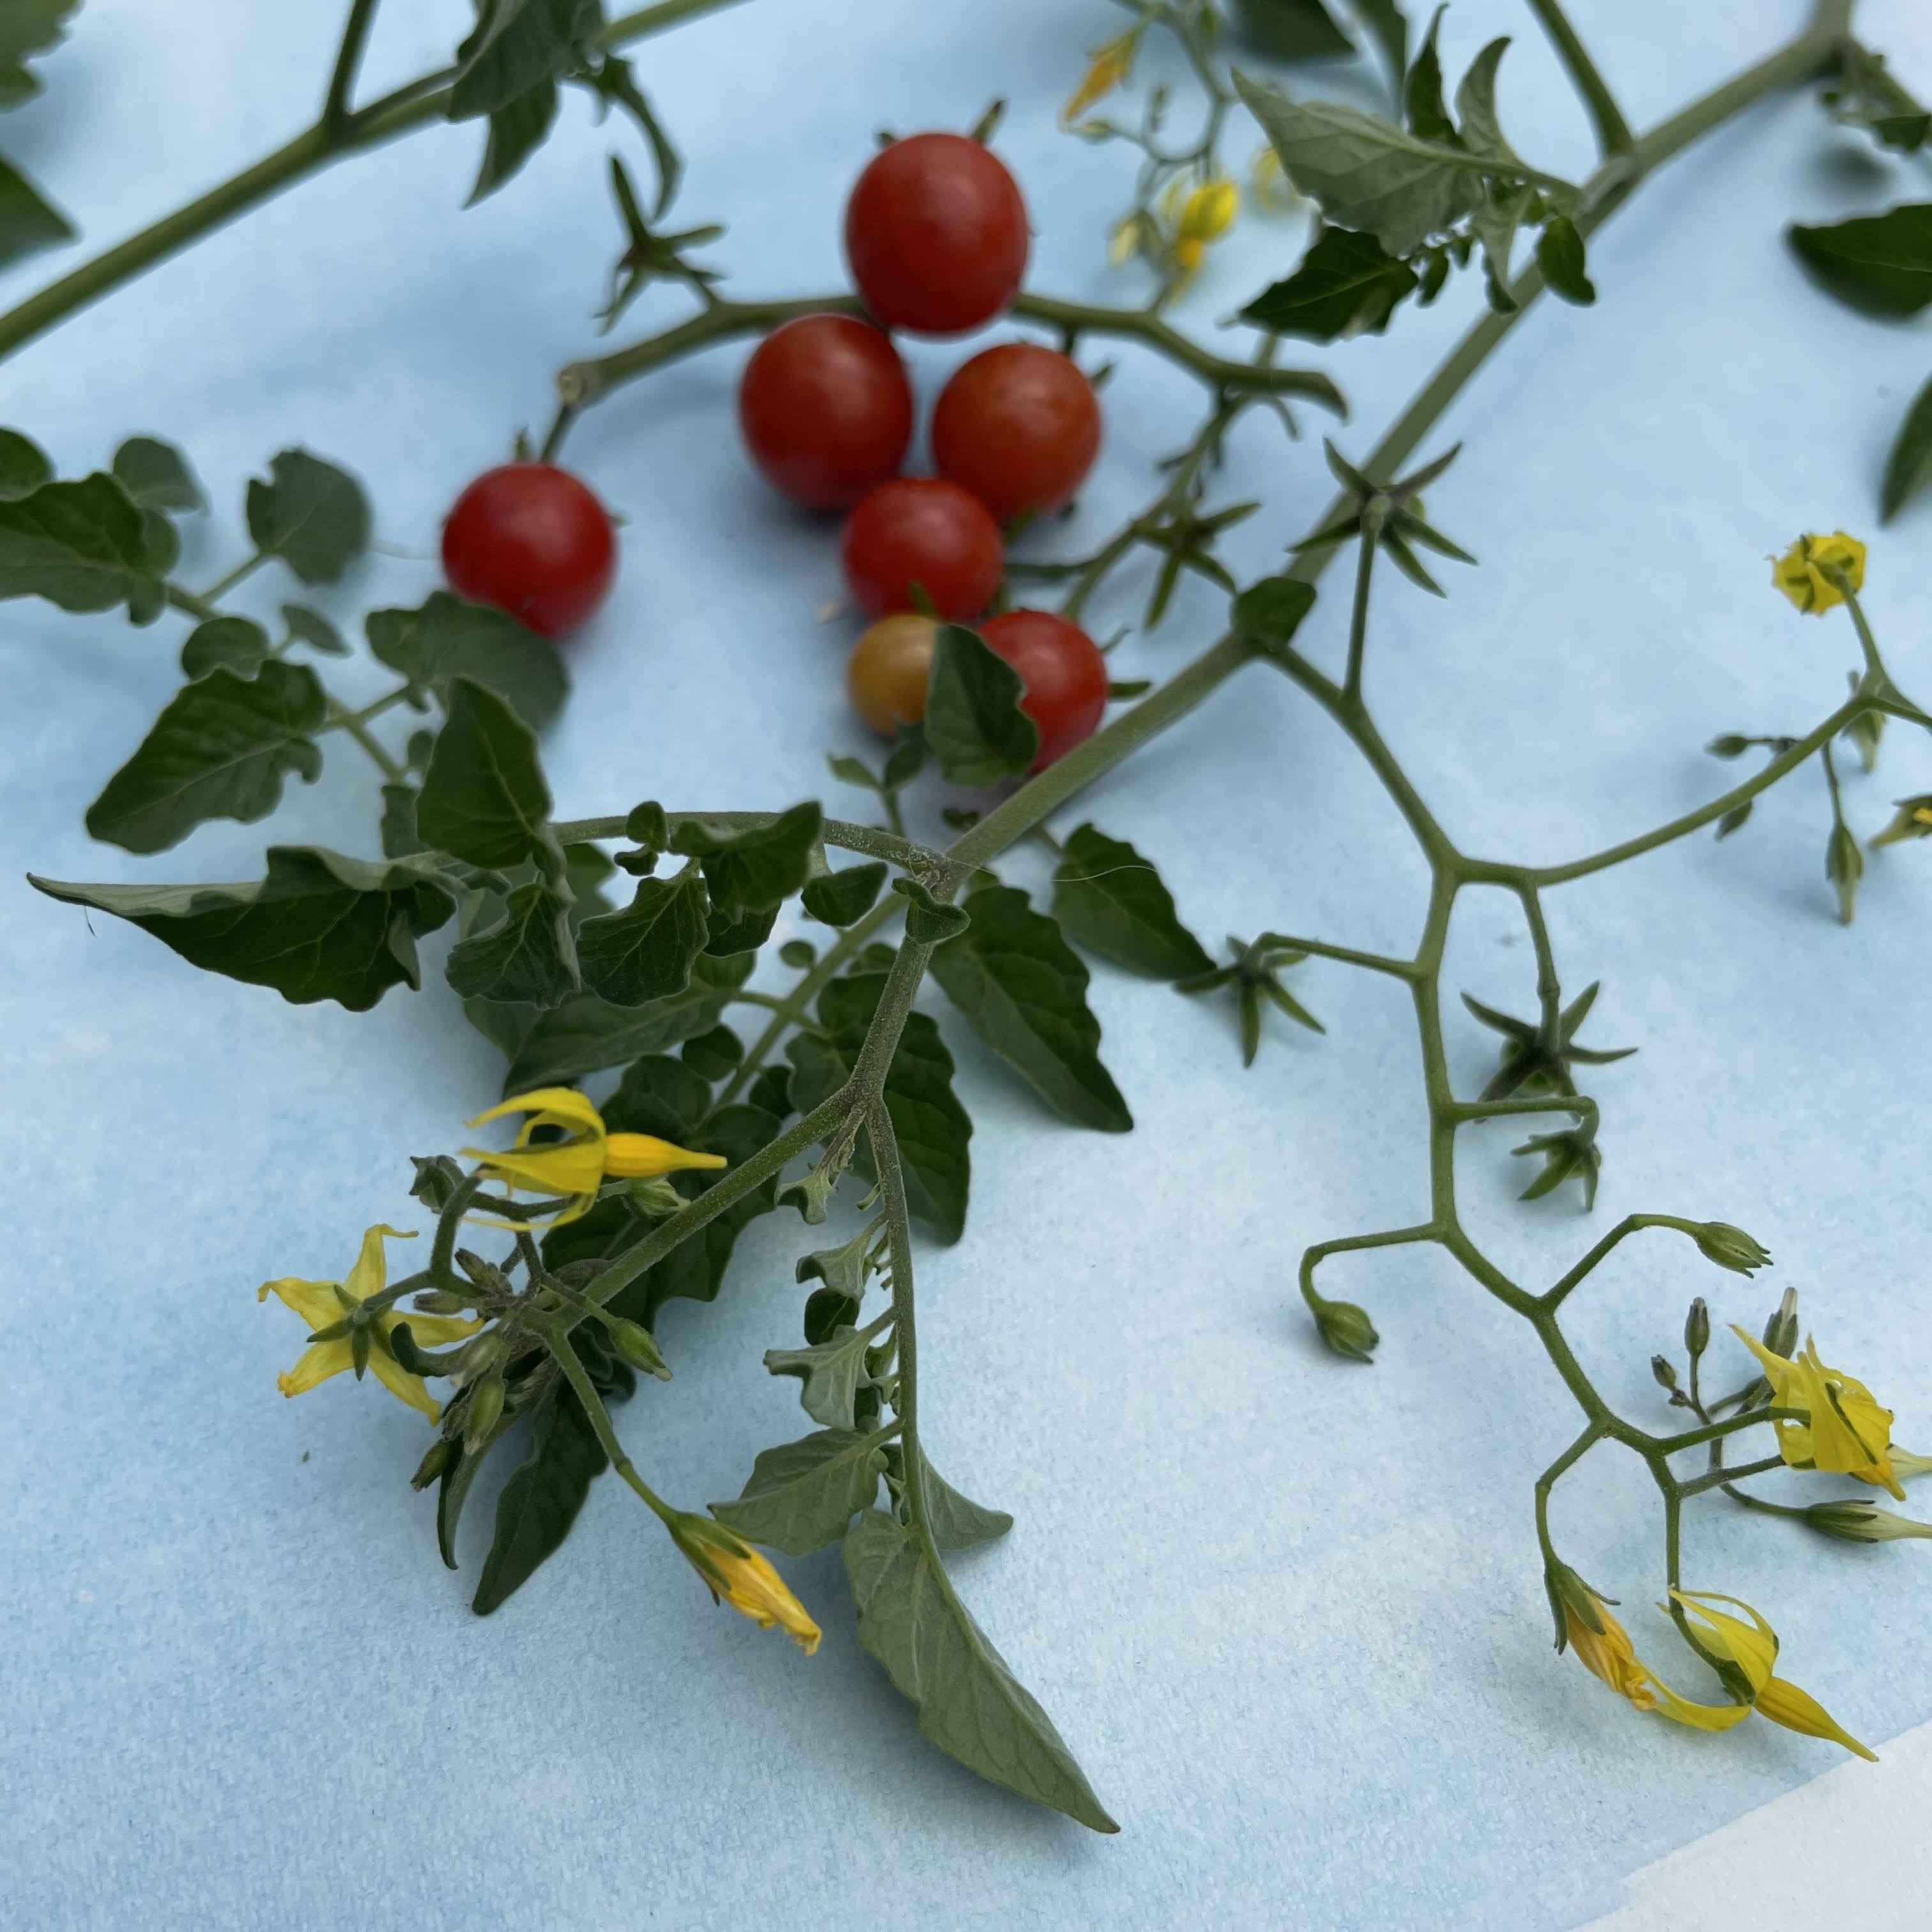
top-left (436, 131), bottom-right (1109, 774)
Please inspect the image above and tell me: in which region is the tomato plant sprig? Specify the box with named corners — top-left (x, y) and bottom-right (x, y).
top-left (19, 0), bottom-right (1932, 1844)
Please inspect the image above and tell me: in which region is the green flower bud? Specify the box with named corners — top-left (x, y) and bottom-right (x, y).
top-left (1685, 1296), bottom-right (1710, 1360)
top-left (1804, 1499), bottom-right (1932, 1544)
top-left (1694, 1222), bottom-right (1771, 1276)
top-left (609, 1318), bottom-right (671, 1381)
top-left (1311, 1295), bottom-right (1379, 1364)
top-left (625, 1176), bottom-right (685, 1218)
top-left (410, 1437), bottom-right (452, 1490)
top-left (1761, 1285), bottom-right (1800, 1361)
top-left (1543, 1558), bottom-right (1606, 1651)
top-left (412, 1289), bottom-right (471, 1315)
top-left (464, 1372), bottom-right (506, 1448)
top-left (1651, 1354), bottom-right (1679, 1392)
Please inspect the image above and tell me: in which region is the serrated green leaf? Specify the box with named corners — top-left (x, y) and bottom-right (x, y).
top-left (1236, 70), bottom-right (1508, 256)
top-left (30, 847), bottom-right (456, 1011)
top-left (764, 1327), bottom-right (878, 1432)
top-left (926, 623), bottom-right (1038, 785)
top-left (245, 448), bottom-right (370, 585)
top-left (179, 615), bottom-right (270, 682)
top-left (466, 75), bottom-right (559, 204)
top-left (280, 601), bottom-right (349, 656)
top-left (1052, 824), bottom-right (1215, 978)
top-left (1453, 36), bottom-right (1515, 160)
top-left (843, 1510), bottom-right (1117, 1834)
top-left (928, 884), bottom-right (1132, 1132)
top-left (0, 0), bottom-right (77, 108)
top-left (417, 677), bottom-right (552, 869)
top-left (575, 868), bottom-right (707, 1006)
top-left (917, 1451), bottom-right (1013, 1550)
top-left (0, 151), bottom-right (72, 268)
top-left (1241, 224), bottom-right (1418, 341)
top-left (1536, 213), bottom-right (1595, 305)
top-left (0, 471), bottom-right (160, 617)
top-left (671, 802), bottom-right (822, 916)
top-left (1881, 372), bottom-right (1932, 521)
top-left (1404, 6), bottom-right (1454, 142)
top-left (714, 1427), bottom-right (892, 1554)
top-left (380, 783), bottom-right (425, 859)
top-left (1789, 204), bottom-right (1932, 318)
top-left (0, 427), bottom-right (50, 499)
top-left (367, 590), bottom-right (566, 732)
top-left (500, 951), bottom-right (753, 1090)
top-left (445, 881), bottom-right (579, 1005)
top-left (84, 661), bottom-right (325, 854)
top-left (786, 970), bottom-right (971, 1242)
top-left (112, 436), bottom-right (203, 513)
top-left (449, 0), bottom-right (601, 120)
top-left (471, 1383), bottom-right (608, 1613)
top-left (802, 859), bottom-right (887, 928)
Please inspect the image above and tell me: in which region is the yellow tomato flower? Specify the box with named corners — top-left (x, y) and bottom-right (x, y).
top-left (1733, 1326), bottom-right (1904, 1498)
top-left (1162, 175), bottom-right (1239, 279)
top-left (666, 1510), bottom-right (821, 1654)
top-left (1249, 143), bottom-right (1298, 212)
top-left (1109, 213), bottom-right (1145, 269)
top-left (1063, 30), bottom-right (1138, 123)
top-left (1771, 532), bottom-right (1866, 614)
top-left (1671, 1590), bottom-right (1874, 1758)
top-left (1563, 1593), bottom-right (1658, 1712)
top-left (461, 1085), bottom-right (725, 1229)
top-left (257, 1224), bottom-right (479, 1422)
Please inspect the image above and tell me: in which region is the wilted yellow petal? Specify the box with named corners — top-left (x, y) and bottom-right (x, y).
top-left (602, 1132), bottom-right (727, 1179)
top-left (467, 1086), bottom-right (605, 1134)
top-left (1671, 1590), bottom-right (1779, 1696)
top-left (1646, 1676), bottom-right (1754, 1732)
top-left (1564, 1598), bottom-right (1655, 1710)
top-left (1756, 1675), bottom-right (1878, 1761)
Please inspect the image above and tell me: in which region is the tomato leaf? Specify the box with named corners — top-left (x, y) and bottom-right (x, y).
top-left (575, 866), bottom-right (709, 1005)
top-left (671, 802), bottom-right (823, 916)
top-left (448, 0), bottom-right (601, 120)
top-left (917, 1450), bottom-right (1013, 1550)
top-left (445, 881), bottom-right (579, 1006)
top-left (0, 471), bottom-right (163, 619)
top-left (179, 615), bottom-right (270, 682)
top-left (366, 590), bottom-right (567, 731)
top-left (29, 847), bottom-right (456, 1011)
top-left (843, 1509), bottom-right (1118, 1834)
top-left (1242, 224), bottom-right (1419, 341)
top-left (1052, 824), bottom-right (1215, 978)
top-left (84, 661), bottom-right (326, 854)
top-left (470, 1382), bottom-right (608, 1613)
top-left (925, 623), bottom-right (1038, 785)
top-left (802, 859), bottom-right (887, 928)
top-left (0, 427), bottom-right (51, 500)
top-left (927, 883), bottom-right (1133, 1132)
top-left (245, 447), bottom-right (370, 585)
top-left (0, 0), bottom-right (78, 109)
top-left (416, 677), bottom-right (553, 870)
top-left (1881, 371), bottom-right (1932, 521)
top-left (1789, 204), bottom-right (1932, 318)
top-left (712, 1427), bottom-right (893, 1555)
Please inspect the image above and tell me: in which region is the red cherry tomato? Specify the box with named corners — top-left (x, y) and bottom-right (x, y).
top-left (441, 463), bottom-right (616, 641)
top-left (739, 314), bottom-right (913, 509)
top-left (931, 343), bottom-right (1101, 522)
top-left (841, 478), bottom-right (1004, 621)
top-left (844, 132), bottom-right (1029, 336)
top-left (979, 608), bottom-right (1108, 770)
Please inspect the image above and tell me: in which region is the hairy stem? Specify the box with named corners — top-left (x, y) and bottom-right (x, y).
top-left (1522, 0), bottom-right (1636, 155)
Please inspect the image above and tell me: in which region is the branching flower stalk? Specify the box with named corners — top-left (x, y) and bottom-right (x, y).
top-left (21, 0), bottom-right (1932, 1837)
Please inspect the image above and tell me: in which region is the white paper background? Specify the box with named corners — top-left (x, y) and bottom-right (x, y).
top-left (4, 2), bottom-right (1931, 1927)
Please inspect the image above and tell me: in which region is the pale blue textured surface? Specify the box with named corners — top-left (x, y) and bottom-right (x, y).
top-left (4, 3), bottom-right (1932, 1928)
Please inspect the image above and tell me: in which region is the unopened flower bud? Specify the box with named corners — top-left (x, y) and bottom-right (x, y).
top-left (464, 1372), bottom-right (506, 1447)
top-left (413, 1289), bottom-right (471, 1315)
top-left (411, 1437), bottom-right (452, 1490)
top-left (626, 1176), bottom-right (685, 1217)
top-left (1651, 1354), bottom-right (1679, 1392)
top-left (1310, 1294), bottom-right (1379, 1364)
top-left (1685, 1297), bottom-right (1710, 1360)
top-left (1542, 1558), bottom-right (1607, 1652)
top-left (1803, 1499), bottom-right (1932, 1544)
top-left (1694, 1222), bottom-right (1771, 1276)
top-left (1761, 1286), bottom-right (1799, 1361)
top-left (609, 1318), bottom-right (671, 1381)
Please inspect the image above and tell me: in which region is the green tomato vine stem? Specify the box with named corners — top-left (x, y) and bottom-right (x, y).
top-left (0, 0), bottom-right (749, 365)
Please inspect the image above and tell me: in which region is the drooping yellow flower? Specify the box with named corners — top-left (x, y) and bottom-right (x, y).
top-left (1063, 29), bottom-right (1138, 123)
top-left (1162, 175), bottom-right (1239, 279)
top-left (1669, 1590), bottom-right (1873, 1758)
top-left (666, 1510), bottom-right (821, 1654)
top-left (257, 1224), bottom-right (480, 1422)
top-left (461, 1086), bottom-right (724, 1229)
top-left (1249, 143), bottom-right (1298, 212)
top-left (1771, 532), bottom-right (1866, 614)
top-left (1733, 1326), bottom-right (1903, 1498)
top-left (1563, 1593), bottom-right (1657, 1712)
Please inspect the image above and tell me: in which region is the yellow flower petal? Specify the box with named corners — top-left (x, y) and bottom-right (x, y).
top-left (461, 1140), bottom-right (607, 1200)
top-left (467, 1086), bottom-right (605, 1133)
top-left (1179, 178), bottom-right (1239, 241)
top-left (1063, 31), bottom-right (1137, 122)
top-left (1670, 1590), bottom-right (1779, 1696)
top-left (602, 1132), bottom-right (727, 1179)
top-left (344, 1223), bottom-right (413, 1302)
top-left (669, 1512), bottom-right (820, 1654)
top-left (276, 1337), bottom-right (354, 1399)
top-left (1755, 1675), bottom-right (1878, 1761)
top-left (1564, 1598), bottom-right (1655, 1710)
top-left (366, 1346), bottom-right (443, 1423)
top-left (1645, 1675), bottom-right (1754, 1732)
top-left (258, 1275), bottom-right (346, 1331)
top-left (386, 1310), bottom-right (483, 1348)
